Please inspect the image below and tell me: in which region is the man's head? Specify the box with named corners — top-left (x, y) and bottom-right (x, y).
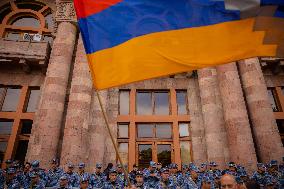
top-left (133, 164), bottom-right (138, 171)
top-left (67, 163), bottom-right (74, 173)
top-left (201, 177), bottom-right (211, 189)
top-left (116, 164), bottom-right (123, 173)
top-left (170, 163), bottom-right (178, 174)
top-left (220, 174), bottom-right (237, 189)
top-left (78, 162), bottom-right (85, 173)
top-left (227, 162), bottom-right (236, 172)
top-left (257, 163), bottom-right (266, 172)
top-left (24, 162), bottom-right (31, 172)
top-left (96, 163), bottom-right (102, 173)
top-left (5, 159), bottom-right (13, 168)
top-left (149, 161), bottom-right (156, 171)
top-left (160, 168), bottom-right (170, 180)
top-left (157, 162), bottom-right (162, 170)
top-left (6, 168), bottom-right (16, 180)
top-left (135, 171), bottom-right (144, 183)
top-left (51, 158), bottom-right (59, 169)
top-left (59, 176), bottom-right (68, 187)
top-left (80, 176), bottom-right (89, 189)
top-left (200, 163), bottom-right (207, 172)
top-left (109, 168), bottom-right (117, 182)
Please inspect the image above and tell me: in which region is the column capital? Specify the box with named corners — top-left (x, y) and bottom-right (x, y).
top-left (55, 0), bottom-right (77, 24)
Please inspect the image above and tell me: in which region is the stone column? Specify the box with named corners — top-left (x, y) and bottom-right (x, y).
top-left (216, 63), bottom-right (257, 171)
top-left (238, 58), bottom-right (284, 162)
top-left (60, 35), bottom-right (93, 169)
top-left (88, 90), bottom-right (108, 170)
top-left (26, 21), bottom-right (77, 168)
top-left (198, 67), bottom-right (230, 168)
top-left (187, 77), bottom-right (207, 164)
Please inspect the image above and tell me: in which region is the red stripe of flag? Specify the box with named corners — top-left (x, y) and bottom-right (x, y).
top-left (74, 0), bottom-right (123, 19)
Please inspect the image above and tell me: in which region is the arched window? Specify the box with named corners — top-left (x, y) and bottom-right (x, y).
top-left (0, 0), bottom-right (54, 44)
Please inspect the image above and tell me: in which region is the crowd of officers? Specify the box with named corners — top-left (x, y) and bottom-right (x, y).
top-left (0, 158), bottom-right (283, 189)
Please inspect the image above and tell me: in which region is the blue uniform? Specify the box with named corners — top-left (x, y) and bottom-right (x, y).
top-left (89, 172), bottom-right (105, 188)
top-left (5, 178), bottom-right (21, 189)
top-left (65, 172), bottom-right (80, 187)
top-left (26, 179), bottom-right (45, 189)
top-left (155, 179), bottom-right (178, 189)
top-left (46, 168), bottom-right (64, 187)
top-left (102, 180), bottom-right (124, 189)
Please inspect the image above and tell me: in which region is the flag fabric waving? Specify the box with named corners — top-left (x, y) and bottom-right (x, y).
top-left (74, 0), bottom-right (284, 90)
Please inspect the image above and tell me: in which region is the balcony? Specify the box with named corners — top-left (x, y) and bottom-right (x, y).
top-left (0, 39), bottom-right (51, 72)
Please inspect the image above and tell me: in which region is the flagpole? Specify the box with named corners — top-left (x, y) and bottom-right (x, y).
top-left (95, 90), bottom-right (131, 187)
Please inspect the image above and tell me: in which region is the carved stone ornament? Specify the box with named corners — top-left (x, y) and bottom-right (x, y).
top-left (55, 1), bottom-right (77, 22)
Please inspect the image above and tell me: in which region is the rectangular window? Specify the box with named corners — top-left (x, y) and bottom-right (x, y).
top-left (180, 141), bottom-right (191, 164)
top-left (156, 123), bottom-right (172, 138)
top-left (0, 141), bottom-right (8, 163)
top-left (6, 32), bottom-right (21, 41)
top-left (21, 120), bottom-right (33, 134)
top-left (119, 90), bottom-right (130, 115)
top-left (157, 144), bottom-right (171, 167)
top-left (0, 120), bottom-right (14, 135)
top-left (179, 123), bottom-right (190, 137)
top-left (137, 123), bottom-right (154, 138)
top-left (118, 123), bottom-right (129, 138)
top-left (118, 143), bottom-right (128, 165)
top-left (154, 92), bottom-right (169, 115)
top-left (176, 90), bottom-right (188, 114)
top-left (25, 88), bottom-right (40, 112)
top-left (267, 88), bottom-right (279, 112)
top-left (136, 92), bottom-right (152, 115)
top-left (138, 144), bottom-right (152, 168)
top-left (1, 87), bottom-right (21, 112)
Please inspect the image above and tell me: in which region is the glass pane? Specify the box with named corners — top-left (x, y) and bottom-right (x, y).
top-left (156, 124), bottom-right (172, 138)
top-left (137, 124), bottom-right (154, 138)
top-left (180, 141), bottom-right (191, 164)
top-left (118, 123), bottom-right (128, 138)
top-left (157, 144), bottom-right (171, 168)
top-left (45, 13), bottom-right (54, 30)
top-left (0, 141), bottom-right (8, 163)
top-left (136, 92), bottom-right (152, 115)
top-left (154, 92), bottom-right (169, 115)
top-left (119, 91), bottom-right (129, 115)
top-left (0, 121), bottom-right (13, 134)
top-left (138, 144), bottom-right (152, 169)
top-left (1, 88), bottom-right (21, 112)
top-left (177, 91), bottom-right (188, 114)
top-left (26, 89), bottom-right (40, 112)
top-left (179, 123), bottom-right (189, 137)
top-left (21, 120), bottom-right (33, 134)
top-left (267, 88), bottom-right (279, 112)
top-left (6, 32), bottom-right (20, 41)
top-left (12, 16), bottom-right (40, 27)
top-left (14, 140), bottom-right (29, 165)
top-left (118, 143), bottom-right (128, 165)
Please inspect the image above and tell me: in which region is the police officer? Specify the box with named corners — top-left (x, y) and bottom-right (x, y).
top-left (30, 160), bottom-right (47, 185)
top-left (79, 175), bottom-right (91, 189)
top-left (5, 159), bottom-right (13, 171)
top-left (144, 162), bottom-right (159, 188)
top-left (129, 164), bottom-right (138, 184)
top-left (5, 168), bottom-right (20, 189)
top-left (223, 162), bottom-right (237, 176)
top-left (251, 163), bottom-right (267, 187)
top-left (65, 163), bottom-right (80, 187)
top-left (90, 163), bottom-right (104, 188)
top-left (103, 168), bottom-right (123, 189)
top-left (57, 175), bottom-right (71, 189)
top-left (27, 171), bottom-right (45, 189)
top-left (46, 158), bottom-right (64, 187)
top-left (116, 164), bottom-right (126, 187)
top-left (78, 163), bottom-right (90, 181)
top-left (156, 168), bottom-right (177, 189)
top-left (132, 171), bottom-right (148, 189)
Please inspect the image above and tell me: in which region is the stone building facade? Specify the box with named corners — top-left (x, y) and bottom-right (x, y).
top-left (0, 0), bottom-right (283, 172)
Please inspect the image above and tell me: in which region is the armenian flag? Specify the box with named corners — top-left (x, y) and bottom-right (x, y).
top-left (74, 0), bottom-right (284, 89)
